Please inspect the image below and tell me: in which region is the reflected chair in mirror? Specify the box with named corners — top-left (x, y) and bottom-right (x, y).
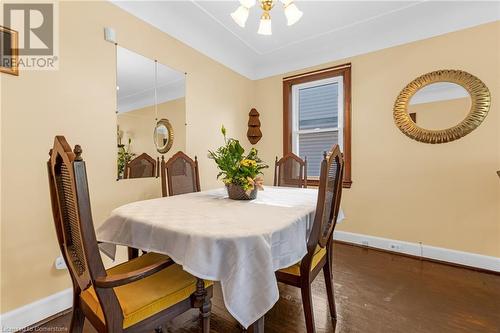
top-left (124, 153), bottom-right (157, 179)
top-left (274, 152), bottom-right (308, 188)
top-left (276, 145), bottom-right (344, 333)
top-left (160, 151), bottom-right (200, 197)
top-left (47, 136), bottom-right (212, 333)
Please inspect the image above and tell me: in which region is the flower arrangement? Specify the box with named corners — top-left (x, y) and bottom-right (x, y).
top-left (208, 125), bottom-right (268, 199)
top-left (117, 137), bottom-right (135, 179)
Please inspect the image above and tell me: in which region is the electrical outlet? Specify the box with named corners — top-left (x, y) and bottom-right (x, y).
top-left (390, 243), bottom-right (402, 250)
top-left (55, 256), bottom-right (67, 270)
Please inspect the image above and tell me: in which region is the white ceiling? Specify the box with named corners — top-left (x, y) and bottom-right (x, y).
top-left (117, 46), bottom-right (185, 113)
top-left (410, 82), bottom-right (469, 105)
top-left (112, 1), bottom-right (500, 80)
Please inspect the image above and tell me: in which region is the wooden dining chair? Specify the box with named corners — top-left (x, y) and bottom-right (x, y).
top-left (276, 145), bottom-right (344, 333)
top-left (160, 151), bottom-right (201, 197)
top-left (124, 152), bottom-right (157, 179)
top-left (47, 136), bottom-right (212, 333)
top-left (125, 152), bottom-right (159, 260)
top-left (274, 152), bottom-right (308, 188)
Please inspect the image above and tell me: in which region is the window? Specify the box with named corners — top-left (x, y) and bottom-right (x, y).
top-left (283, 63), bottom-right (352, 187)
top-left (292, 77), bottom-right (343, 178)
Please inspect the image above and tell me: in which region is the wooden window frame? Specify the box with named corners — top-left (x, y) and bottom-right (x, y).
top-left (283, 63), bottom-right (352, 188)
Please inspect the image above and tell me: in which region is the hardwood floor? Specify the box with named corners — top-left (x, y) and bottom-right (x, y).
top-left (31, 243), bottom-right (500, 333)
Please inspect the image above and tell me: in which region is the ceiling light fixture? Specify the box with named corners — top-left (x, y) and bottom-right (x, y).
top-left (231, 0), bottom-right (303, 35)
top-left (231, 5), bottom-right (249, 27)
top-left (258, 1), bottom-right (273, 35)
top-left (283, 2), bottom-right (303, 26)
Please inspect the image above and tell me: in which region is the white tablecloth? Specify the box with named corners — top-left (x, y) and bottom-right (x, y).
top-left (97, 186), bottom-right (344, 328)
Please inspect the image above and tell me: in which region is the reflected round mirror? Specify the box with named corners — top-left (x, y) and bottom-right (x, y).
top-left (407, 82), bottom-right (472, 130)
top-left (154, 119), bottom-right (174, 154)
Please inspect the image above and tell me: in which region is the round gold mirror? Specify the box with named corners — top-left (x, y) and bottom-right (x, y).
top-left (394, 70), bottom-right (490, 144)
top-left (154, 119), bottom-right (174, 154)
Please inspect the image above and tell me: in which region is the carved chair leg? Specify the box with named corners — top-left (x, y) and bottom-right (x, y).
top-left (200, 296), bottom-right (211, 333)
top-left (323, 262), bottom-right (337, 319)
top-left (193, 278), bottom-right (211, 333)
top-left (247, 317), bottom-right (265, 333)
top-left (69, 304), bottom-right (85, 333)
top-left (300, 283), bottom-right (316, 333)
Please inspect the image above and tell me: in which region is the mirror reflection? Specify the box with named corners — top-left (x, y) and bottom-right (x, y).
top-left (407, 82), bottom-right (471, 130)
top-left (116, 46), bottom-right (186, 180)
top-left (154, 119), bottom-right (173, 154)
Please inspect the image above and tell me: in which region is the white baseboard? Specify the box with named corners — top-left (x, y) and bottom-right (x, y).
top-left (1, 232), bottom-right (498, 331)
top-left (333, 231), bottom-right (500, 272)
top-left (0, 288), bottom-right (72, 332)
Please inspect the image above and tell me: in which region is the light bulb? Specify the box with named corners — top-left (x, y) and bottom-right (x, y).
top-left (257, 13), bottom-right (272, 35)
top-left (284, 3), bottom-right (303, 26)
top-left (231, 5), bottom-right (249, 28)
top-left (240, 0), bottom-right (256, 8)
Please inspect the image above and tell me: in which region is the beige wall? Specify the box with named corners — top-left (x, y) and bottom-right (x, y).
top-left (1, 0), bottom-right (499, 315)
top-left (254, 21), bottom-right (500, 258)
top-left (408, 97), bottom-right (471, 130)
top-left (1, 1), bottom-right (253, 312)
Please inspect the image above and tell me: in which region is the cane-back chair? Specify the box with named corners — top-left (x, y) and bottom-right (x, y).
top-left (160, 151), bottom-right (200, 197)
top-left (47, 136), bottom-right (212, 333)
top-left (124, 153), bottom-right (157, 179)
top-left (274, 152), bottom-right (308, 188)
top-left (276, 145), bottom-right (344, 333)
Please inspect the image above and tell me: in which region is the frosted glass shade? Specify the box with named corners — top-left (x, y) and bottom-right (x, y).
top-left (257, 17), bottom-right (272, 35)
top-left (284, 3), bottom-right (303, 26)
top-left (231, 5), bottom-right (249, 27)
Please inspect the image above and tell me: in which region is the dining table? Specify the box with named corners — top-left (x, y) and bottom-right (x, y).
top-left (97, 186), bottom-right (344, 332)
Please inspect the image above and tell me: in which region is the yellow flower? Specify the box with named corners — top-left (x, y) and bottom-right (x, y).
top-left (241, 159), bottom-right (257, 167)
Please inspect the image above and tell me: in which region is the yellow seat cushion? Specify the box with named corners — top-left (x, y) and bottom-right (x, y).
top-left (80, 253), bottom-right (213, 329)
top-left (279, 246), bottom-right (327, 276)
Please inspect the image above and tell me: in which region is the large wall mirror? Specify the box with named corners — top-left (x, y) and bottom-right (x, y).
top-left (394, 70), bottom-right (490, 144)
top-left (116, 46), bottom-right (186, 180)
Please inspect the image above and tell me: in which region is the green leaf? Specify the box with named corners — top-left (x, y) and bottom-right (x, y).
top-left (207, 126), bottom-right (268, 185)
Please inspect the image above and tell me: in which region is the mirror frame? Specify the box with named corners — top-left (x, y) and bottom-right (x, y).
top-left (393, 70), bottom-right (490, 144)
top-left (154, 118), bottom-right (174, 154)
